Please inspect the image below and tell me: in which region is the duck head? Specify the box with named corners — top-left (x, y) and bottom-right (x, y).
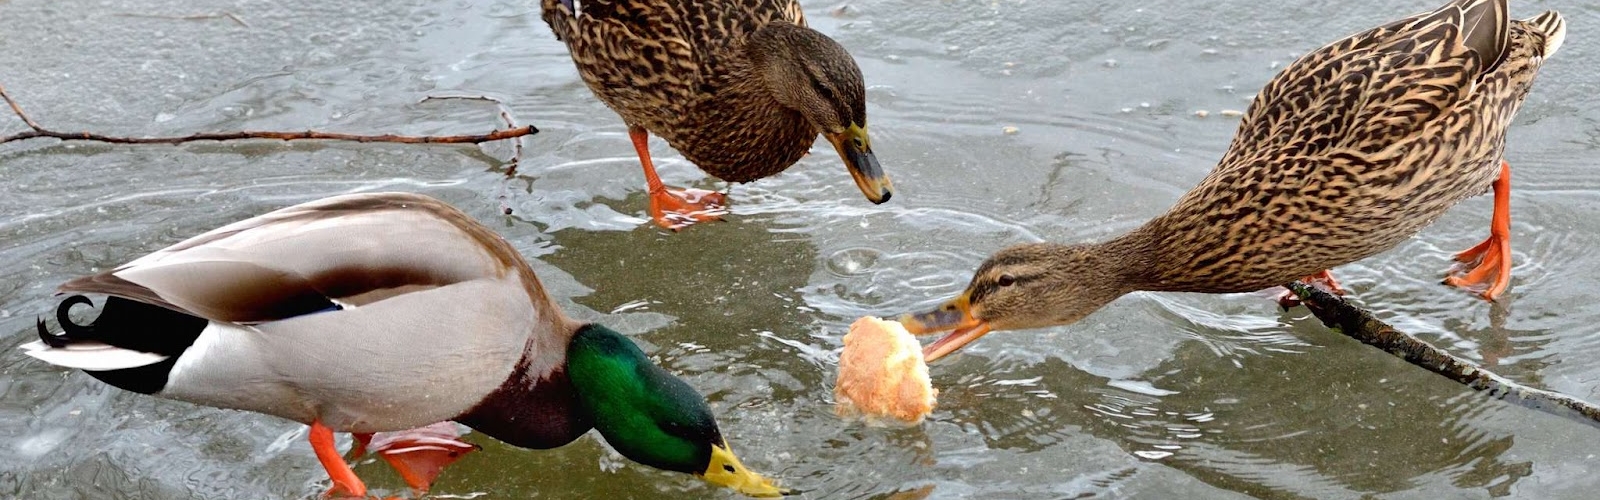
top-left (746, 22), bottom-right (891, 204)
top-left (900, 243), bottom-right (1134, 362)
top-left (566, 325), bottom-right (791, 497)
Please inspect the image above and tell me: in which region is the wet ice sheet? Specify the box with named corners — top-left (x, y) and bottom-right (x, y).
top-left (4, 0), bottom-right (1600, 498)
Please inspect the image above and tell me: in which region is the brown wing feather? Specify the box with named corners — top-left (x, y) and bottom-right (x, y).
top-left (57, 273), bottom-right (182, 313)
top-left (60, 261), bottom-right (338, 324)
top-left (1219, 9), bottom-right (1478, 170)
top-left (1133, 0), bottom-right (1556, 291)
top-left (59, 193), bottom-right (536, 324)
top-left (1455, 0), bottom-right (1509, 73)
top-left (542, 0), bottom-right (802, 115)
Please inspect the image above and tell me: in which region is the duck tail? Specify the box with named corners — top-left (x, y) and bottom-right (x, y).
top-left (1524, 11), bottom-right (1566, 58)
top-left (36, 295), bottom-right (94, 347)
top-left (23, 295), bottom-right (202, 378)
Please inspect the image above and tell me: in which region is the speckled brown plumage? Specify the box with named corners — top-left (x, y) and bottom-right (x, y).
top-left (1124, 1), bottom-right (1562, 293)
top-left (542, 0), bottom-right (863, 183)
top-left (902, 0), bottom-right (1566, 361)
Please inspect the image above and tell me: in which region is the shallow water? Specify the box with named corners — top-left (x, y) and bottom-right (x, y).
top-left (2, 0), bottom-right (1599, 498)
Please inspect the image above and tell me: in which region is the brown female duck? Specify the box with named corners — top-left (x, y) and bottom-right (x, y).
top-left (542, 0), bottom-right (891, 230)
top-left (902, 0), bottom-right (1566, 361)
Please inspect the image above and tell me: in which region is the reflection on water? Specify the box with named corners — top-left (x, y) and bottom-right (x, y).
top-left (4, 0), bottom-right (1600, 499)
top-left (920, 320), bottom-right (1541, 498)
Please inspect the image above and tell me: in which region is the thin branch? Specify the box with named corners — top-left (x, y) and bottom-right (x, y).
top-left (114, 12), bottom-right (251, 28)
top-left (2, 83), bottom-right (43, 130)
top-left (0, 126), bottom-right (537, 146)
top-left (421, 93), bottom-right (526, 176)
top-left (420, 94), bottom-right (530, 214)
top-left (0, 83), bottom-right (537, 148)
top-left (1287, 282), bottom-right (1600, 430)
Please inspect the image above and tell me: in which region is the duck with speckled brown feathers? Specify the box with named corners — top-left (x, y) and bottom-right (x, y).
top-left (542, 0), bottom-right (890, 230)
top-left (901, 0), bottom-right (1566, 362)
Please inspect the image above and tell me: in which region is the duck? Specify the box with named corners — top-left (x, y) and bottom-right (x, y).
top-left (541, 0), bottom-right (891, 230)
top-left (21, 192), bottom-right (789, 498)
top-left (900, 0), bottom-right (1566, 362)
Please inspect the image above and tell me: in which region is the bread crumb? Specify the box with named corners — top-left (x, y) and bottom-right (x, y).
top-left (835, 317), bottom-right (937, 425)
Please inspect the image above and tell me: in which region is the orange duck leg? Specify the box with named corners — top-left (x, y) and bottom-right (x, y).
top-left (309, 420), bottom-right (367, 498)
top-left (631, 126), bottom-right (727, 230)
top-left (1444, 160), bottom-right (1513, 301)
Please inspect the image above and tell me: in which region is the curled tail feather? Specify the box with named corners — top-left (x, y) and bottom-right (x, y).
top-left (34, 295), bottom-right (203, 355)
top-left (37, 295), bottom-right (96, 348)
top-left (23, 295), bottom-right (209, 393)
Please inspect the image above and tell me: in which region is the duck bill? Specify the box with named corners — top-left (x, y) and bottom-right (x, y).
top-left (899, 293), bottom-right (992, 363)
top-left (825, 125), bottom-right (892, 204)
top-left (702, 441), bottom-right (795, 498)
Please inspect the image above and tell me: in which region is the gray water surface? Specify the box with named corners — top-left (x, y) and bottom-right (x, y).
top-left (3, 0), bottom-right (1599, 498)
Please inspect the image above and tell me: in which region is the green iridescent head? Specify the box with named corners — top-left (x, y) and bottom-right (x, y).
top-left (566, 325), bottom-right (790, 497)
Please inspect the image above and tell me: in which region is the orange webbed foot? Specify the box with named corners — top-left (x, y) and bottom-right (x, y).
top-left (1443, 232), bottom-right (1511, 301)
top-left (628, 125), bottom-right (730, 231)
top-left (367, 422), bottom-right (479, 494)
top-left (648, 186), bottom-right (728, 230)
top-left (1277, 270), bottom-right (1347, 309)
top-left (1443, 160), bottom-right (1513, 302)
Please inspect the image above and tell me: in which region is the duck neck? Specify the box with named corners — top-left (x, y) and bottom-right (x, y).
top-left (1105, 218), bottom-right (1263, 293)
top-left (453, 322), bottom-right (592, 450)
top-left (1091, 226), bottom-right (1174, 293)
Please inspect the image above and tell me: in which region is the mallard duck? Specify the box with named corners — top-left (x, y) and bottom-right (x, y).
top-left (21, 192), bottom-right (789, 497)
top-left (901, 0), bottom-right (1566, 362)
top-left (542, 0), bottom-right (891, 230)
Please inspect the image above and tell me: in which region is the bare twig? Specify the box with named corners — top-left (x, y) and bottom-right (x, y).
top-left (421, 94), bottom-right (526, 176)
top-left (2, 83), bottom-right (44, 130)
top-left (420, 94), bottom-right (530, 214)
top-left (0, 83), bottom-right (537, 148)
top-left (114, 12), bottom-right (251, 28)
top-left (1287, 282), bottom-right (1600, 430)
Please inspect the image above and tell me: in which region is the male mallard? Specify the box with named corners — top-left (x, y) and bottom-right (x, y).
top-left (542, 0), bottom-right (891, 230)
top-left (22, 193), bottom-right (788, 497)
top-left (902, 0), bottom-right (1566, 362)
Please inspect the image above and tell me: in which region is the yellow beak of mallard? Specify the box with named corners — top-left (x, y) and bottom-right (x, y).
top-left (825, 124), bottom-right (892, 204)
top-left (701, 441), bottom-right (795, 497)
top-left (899, 290), bottom-right (993, 363)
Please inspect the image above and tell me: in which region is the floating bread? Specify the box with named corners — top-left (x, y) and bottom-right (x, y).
top-left (835, 316), bottom-right (936, 425)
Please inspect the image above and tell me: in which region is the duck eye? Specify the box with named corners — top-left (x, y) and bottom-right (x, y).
top-left (723, 464), bottom-right (737, 473)
top-left (996, 274), bottom-right (1016, 287)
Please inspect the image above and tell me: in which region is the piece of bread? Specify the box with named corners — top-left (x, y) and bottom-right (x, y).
top-left (835, 316), bottom-right (937, 425)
